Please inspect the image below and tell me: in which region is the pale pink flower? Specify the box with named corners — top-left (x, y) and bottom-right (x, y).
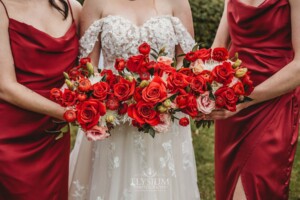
top-left (153, 114), bottom-right (171, 133)
top-left (197, 92), bottom-right (215, 114)
top-left (190, 59), bottom-right (205, 75)
top-left (228, 77), bottom-right (240, 87)
top-left (157, 56), bottom-right (173, 66)
top-left (86, 125), bottom-right (110, 141)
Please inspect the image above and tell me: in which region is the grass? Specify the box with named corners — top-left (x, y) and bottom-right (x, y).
top-left (193, 127), bottom-right (300, 200)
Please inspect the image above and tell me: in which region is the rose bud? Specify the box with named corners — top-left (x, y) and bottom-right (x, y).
top-left (126, 75), bottom-right (134, 82)
top-left (77, 93), bottom-right (87, 101)
top-left (179, 117), bottom-right (190, 126)
top-left (163, 99), bottom-right (172, 108)
top-left (232, 59), bottom-right (242, 69)
top-left (118, 103), bottom-right (128, 115)
top-left (78, 78), bottom-right (92, 92)
top-left (235, 68), bottom-right (248, 78)
top-left (138, 42), bottom-right (151, 55)
top-left (86, 62), bottom-right (94, 76)
top-left (139, 80), bottom-right (150, 88)
top-left (63, 72), bottom-right (70, 80)
top-left (63, 110), bottom-right (77, 122)
top-left (114, 58), bottom-right (126, 71)
top-left (158, 105), bottom-right (168, 113)
top-left (80, 57), bottom-right (91, 66)
top-left (105, 115), bottom-right (115, 123)
top-left (65, 79), bottom-right (74, 90)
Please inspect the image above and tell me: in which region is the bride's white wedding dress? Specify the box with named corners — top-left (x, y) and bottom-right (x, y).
top-left (69, 15), bottom-right (200, 200)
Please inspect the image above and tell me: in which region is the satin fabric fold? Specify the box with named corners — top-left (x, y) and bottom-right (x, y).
top-left (215, 0), bottom-right (299, 199)
top-left (0, 12), bottom-right (78, 200)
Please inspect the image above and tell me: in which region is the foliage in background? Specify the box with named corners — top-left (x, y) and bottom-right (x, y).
top-left (189, 0), bottom-right (224, 47)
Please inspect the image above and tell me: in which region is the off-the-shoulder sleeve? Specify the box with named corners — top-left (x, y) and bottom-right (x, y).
top-left (170, 17), bottom-right (196, 53)
top-left (79, 19), bottom-right (104, 58)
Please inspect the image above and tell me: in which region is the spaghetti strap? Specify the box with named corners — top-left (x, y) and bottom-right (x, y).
top-left (66, 0), bottom-right (74, 21)
top-left (0, 0), bottom-right (9, 18)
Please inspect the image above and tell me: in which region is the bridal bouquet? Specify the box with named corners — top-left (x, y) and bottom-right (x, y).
top-left (180, 46), bottom-right (254, 127)
top-left (50, 43), bottom-right (253, 140)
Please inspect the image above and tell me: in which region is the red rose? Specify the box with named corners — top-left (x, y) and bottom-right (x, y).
top-left (118, 103), bottom-right (128, 115)
top-left (101, 70), bottom-right (119, 89)
top-left (212, 62), bottom-right (234, 85)
top-left (241, 74), bottom-right (254, 96)
top-left (153, 62), bottom-right (176, 77)
top-left (178, 68), bottom-right (193, 77)
top-left (114, 58), bottom-right (126, 71)
top-left (182, 95), bottom-right (198, 117)
top-left (134, 87), bottom-right (144, 102)
top-left (176, 94), bottom-right (189, 109)
top-left (185, 51), bottom-right (198, 62)
top-left (50, 88), bottom-right (62, 104)
top-left (127, 55), bottom-right (145, 73)
top-left (167, 72), bottom-right (189, 93)
top-left (179, 117), bottom-right (190, 126)
top-left (80, 57), bottom-right (91, 66)
top-left (232, 81), bottom-right (245, 95)
top-left (77, 93), bottom-right (87, 101)
top-left (93, 82), bottom-right (109, 100)
top-left (142, 76), bottom-right (167, 104)
top-left (215, 86), bottom-right (238, 112)
top-left (138, 42), bottom-right (151, 55)
top-left (62, 89), bottom-right (77, 106)
top-left (128, 101), bottom-right (160, 126)
top-left (76, 99), bottom-right (106, 130)
top-left (199, 70), bottom-right (213, 83)
top-left (78, 78), bottom-right (92, 92)
top-left (68, 66), bottom-right (82, 80)
top-left (190, 75), bottom-right (207, 94)
top-left (196, 48), bottom-right (212, 61)
top-left (106, 95), bottom-right (120, 110)
top-left (63, 110), bottom-right (77, 122)
top-left (212, 48), bottom-right (229, 62)
top-left (113, 78), bottom-right (136, 101)
top-left (139, 71), bottom-right (151, 80)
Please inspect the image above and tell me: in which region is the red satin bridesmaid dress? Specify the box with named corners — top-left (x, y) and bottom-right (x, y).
top-left (215, 0), bottom-right (300, 199)
top-left (0, 1), bottom-right (78, 199)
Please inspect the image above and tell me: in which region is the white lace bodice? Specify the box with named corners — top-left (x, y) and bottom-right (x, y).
top-left (79, 15), bottom-right (195, 68)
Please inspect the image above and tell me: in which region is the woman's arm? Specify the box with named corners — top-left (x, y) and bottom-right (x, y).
top-left (172, 0), bottom-right (194, 68)
top-left (0, 5), bottom-right (65, 120)
top-left (210, 0), bottom-right (300, 119)
top-left (69, 0), bottom-right (82, 29)
top-left (211, 0), bottom-right (230, 48)
top-left (80, 0), bottom-right (103, 69)
top-left (247, 0), bottom-right (300, 104)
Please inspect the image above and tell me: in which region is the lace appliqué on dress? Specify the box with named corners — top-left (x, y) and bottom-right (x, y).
top-left (72, 180), bottom-right (88, 200)
top-left (160, 140), bottom-right (176, 177)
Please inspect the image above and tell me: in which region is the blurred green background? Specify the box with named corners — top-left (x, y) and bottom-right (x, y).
top-left (75, 0), bottom-right (300, 199)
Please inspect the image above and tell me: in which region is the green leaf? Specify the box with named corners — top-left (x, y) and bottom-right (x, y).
top-left (148, 128), bottom-right (156, 138)
top-left (183, 59), bottom-right (190, 68)
top-left (60, 124), bottom-right (69, 133)
top-left (192, 43), bottom-right (200, 52)
top-left (150, 53), bottom-right (158, 60)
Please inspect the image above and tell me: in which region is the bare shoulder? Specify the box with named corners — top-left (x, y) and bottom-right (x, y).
top-left (0, 2), bottom-right (9, 29)
top-left (68, 0), bottom-right (82, 24)
top-left (169, 0), bottom-right (191, 13)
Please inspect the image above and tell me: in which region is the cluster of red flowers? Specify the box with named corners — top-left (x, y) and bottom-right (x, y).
top-left (50, 43), bottom-right (254, 140)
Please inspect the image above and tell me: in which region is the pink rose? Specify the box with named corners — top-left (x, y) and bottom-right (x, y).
top-left (196, 91), bottom-right (215, 114)
top-left (153, 114), bottom-right (171, 133)
top-left (190, 59), bottom-right (204, 75)
top-left (86, 125), bottom-right (110, 141)
top-left (157, 56), bottom-right (173, 66)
